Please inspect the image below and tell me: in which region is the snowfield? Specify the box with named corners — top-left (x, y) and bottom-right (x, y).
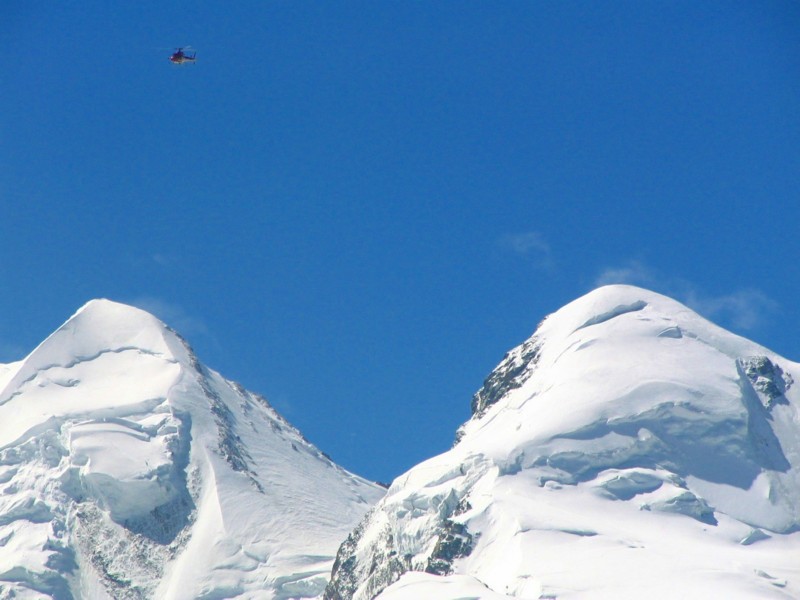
top-left (324, 285), bottom-right (800, 600)
top-left (0, 300), bottom-right (384, 599)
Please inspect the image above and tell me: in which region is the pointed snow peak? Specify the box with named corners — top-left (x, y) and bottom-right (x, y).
top-left (71, 298), bottom-right (177, 349)
top-left (75, 297), bottom-right (150, 319)
top-left (0, 301), bottom-right (384, 598)
top-left (0, 300), bottom-right (192, 418)
top-left (36, 298), bottom-right (191, 367)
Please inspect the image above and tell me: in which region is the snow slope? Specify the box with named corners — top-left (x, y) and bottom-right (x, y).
top-left (0, 300), bottom-right (384, 599)
top-left (325, 285), bottom-right (800, 600)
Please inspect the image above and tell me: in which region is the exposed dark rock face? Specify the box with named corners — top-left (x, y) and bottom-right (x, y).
top-left (739, 356), bottom-right (793, 409)
top-left (470, 336), bottom-right (542, 419)
top-left (425, 501), bottom-right (474, 576)
top-left (453, 332), bottom-right (543, 444)
top-left (324, 512), bottom-right (412, 600)
top-left (323, 517), bottom-right (365, 600)
top-left (324, 494), bottom-right (475, 600)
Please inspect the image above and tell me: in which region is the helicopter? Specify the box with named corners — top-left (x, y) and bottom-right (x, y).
top-left (169, 47), bottom-right (196, 64)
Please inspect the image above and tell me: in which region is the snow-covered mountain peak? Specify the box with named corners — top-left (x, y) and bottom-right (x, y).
top-left (0, 299), bottom-right (190, 409)
top-left (0, 299), bottom-right (194, 454)
top-left (0, 300), bottom-right (384, 599)
top-left (456, 285), bottom-right (798, 531)
top-left (464, 284), bottom-right (779, 434)
top-left (39, 297), bottom-right (188, 364)
top-left (525, 283), bottom-right (757, 357)
top-left (465, 285), bottom-right (697, 421)
top-left (69, 298), bottom-right (180, 349)
top-left (326, 285), bottom-right (800, 600)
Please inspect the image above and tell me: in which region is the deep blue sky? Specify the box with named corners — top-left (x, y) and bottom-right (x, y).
top-left (2, 2), bottom-right (799, 482)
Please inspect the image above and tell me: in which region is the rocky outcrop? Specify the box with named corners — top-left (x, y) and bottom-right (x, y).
top-left (469, 336), bottom-right (542, 419)
top-left (739, 355), bottom-right (793, 409)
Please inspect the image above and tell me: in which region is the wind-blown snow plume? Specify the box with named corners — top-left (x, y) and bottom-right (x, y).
top-left (325, 285), bottom-right (800, 600)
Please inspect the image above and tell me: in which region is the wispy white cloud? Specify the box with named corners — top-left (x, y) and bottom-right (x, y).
top-left (125, 297), bottom-right (210, 339)
top-left (267, 392), bottom-right (295, 419)
top-left (592, 260), bottom-right (778, 332)
top-left (499, 231), bottom-right (554, 269)
top-left (683, 288), bottom-right (779, 332)
top-left (151, 253), bottom-right (179, 267)
top-left (594, 260), bottom-right (656, 288)
top-left (125, 253), bottom-right (183, 270)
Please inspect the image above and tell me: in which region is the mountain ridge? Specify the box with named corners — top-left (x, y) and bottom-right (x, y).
top-left (2, 287), bottom-right (799, 599)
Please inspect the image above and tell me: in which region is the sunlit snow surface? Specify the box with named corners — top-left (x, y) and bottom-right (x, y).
top-left (328, 285), bottom-right (800, 600)
top-left (0, 300), bottom-right (384, 599)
